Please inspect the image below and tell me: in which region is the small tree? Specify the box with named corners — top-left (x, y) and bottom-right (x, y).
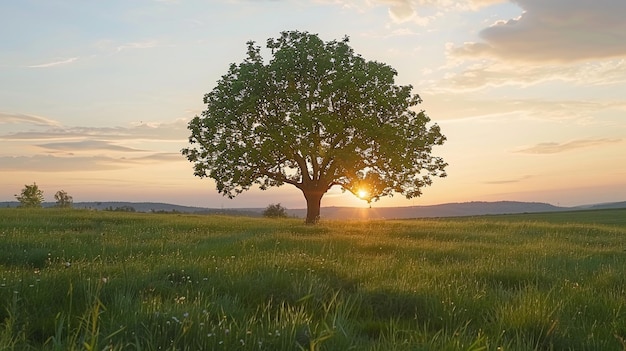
top-left (15, 183), bottom-right (44, 208)
top-left (54, 190), bottom-right (73, 208)
top-left (263, 203), bottom-right (288, 218)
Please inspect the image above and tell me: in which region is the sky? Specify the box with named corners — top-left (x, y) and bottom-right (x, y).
top-left (1, 0), bottom-right (625, 209)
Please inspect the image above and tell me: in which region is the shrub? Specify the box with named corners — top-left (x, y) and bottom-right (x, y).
top-left (263, 203), bottom-right (288, 218)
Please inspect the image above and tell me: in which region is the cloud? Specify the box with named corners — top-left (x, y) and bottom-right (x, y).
top-left (514, 138), bottom-right (623, 154)
top-left (0, 155), bottom-right (125, 172)
top-left (0, 112), bottom-right (61, 127)
top-left (27, 57), bottom-right (78, 68)
top-left (1, 127), bottom-right (128, 141)
top-left (316, 0), bottom-right (503, 24)
top-left (469, 0), bottom-right (504, 8)
top-left (0, 117), bottom-right (190, 173)
top-left (37, 140), bottom-right (146, 152)
top-left (383, 0), bottom-right (417, 23)
top-left (116, 40), bottom-right (158, 52)
top-left (92, 39), bottom-right (159, 55)
top-left (363, 27), bottom-right (423, 39)
top-left (0, 153), bottom-right (184, 172)
top-left (327, 0), bottom-right (503, 11)
top-left (0, 115), bottom-right (190, 181)
top-left (438, 59), bottom-right (626, 91)
top-left (377, 0), bottom-right (473, 25)
top-left (0, 118), bottom-right (190, 142)
top-left (451, 0), bottom-right (626, 63)
top-left (484, 174), bottom-right (533, 184)
top-left (133, 153), bottom-right (183, 163)
top-left (422, 93), bottom-right (626, 123)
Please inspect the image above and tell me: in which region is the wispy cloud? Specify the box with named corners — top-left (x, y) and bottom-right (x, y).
top-left (0, 112), bottom-right (61, 126)
top-left (92, 39), bottom-right (159, 55)
top-left (37, 140), bottom-right (146, 153)
top-left (421, 94), bottom-right (626, 123)
top-left (437, 59), bottom-right (626, 91)
top-left (484, 175), bottom-right (533, 185)
top-left (133, 153), bottom-right (182, 163)
top-left (0, 152), bottom-right (184, 172)
top-left (0, 118), bottom-right (190, 142)
top-left (27, 57), bottom-right (78, 68)
top-left (116, 40), bottom-right (158, 52)
top-left (515, 139), bottom-right (623, 154)
top-left (0, 155), bottom-right (125, 172)
top-left (363, 27), bottom-right (424, 39)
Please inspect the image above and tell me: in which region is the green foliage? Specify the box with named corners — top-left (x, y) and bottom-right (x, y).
top-left (182, 30), bottom-right (447, 223)
top-left (263, 203), bottom-right (288, 218)
top-left (1, 208), bottom-right (625, 350)
top-left (15, 182), bottom-right (44, 208)
top-left (54, 190), bottom-right (73, 208)
top-left (103, 205), bottom-right (136, 212)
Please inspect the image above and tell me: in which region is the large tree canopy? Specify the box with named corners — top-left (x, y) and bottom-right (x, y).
top-left (183, 31), bottom-right (447, 223)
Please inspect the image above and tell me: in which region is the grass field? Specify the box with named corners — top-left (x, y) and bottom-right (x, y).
top-left (1, 208), bottom-right (625, 350)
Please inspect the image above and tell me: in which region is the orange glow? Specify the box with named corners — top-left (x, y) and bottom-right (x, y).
top-left (357, 189), bottom-right (368, 200)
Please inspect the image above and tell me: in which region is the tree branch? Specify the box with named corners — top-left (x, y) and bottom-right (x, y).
top-left (258, 168), bottom-right (300, 187)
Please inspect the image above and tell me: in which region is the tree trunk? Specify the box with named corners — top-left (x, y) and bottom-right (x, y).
top-left (302, 188), bottom-right (324, 224)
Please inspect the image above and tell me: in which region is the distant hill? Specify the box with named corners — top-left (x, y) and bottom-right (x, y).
top-left (581, 201), bottom-right (626, 210)
top-left (1, 200), bottom-right (625, 219)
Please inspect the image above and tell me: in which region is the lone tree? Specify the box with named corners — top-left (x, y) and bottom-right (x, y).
top-left (15, 183), bottom-right (44, 208)
top-left (54, 190), bottom-right (73, 208)
top-left (183, 31), bottom-right (447, 224)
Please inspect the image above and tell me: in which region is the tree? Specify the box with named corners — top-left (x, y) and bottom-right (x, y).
top-left (15, 183), bottom-right (44, 208)
top-left (263, 203), bottom-right (288, 218)
top-left (182, 31), bottom-right (447, 224)
top-left (54, 190), bottom-right (73, 208)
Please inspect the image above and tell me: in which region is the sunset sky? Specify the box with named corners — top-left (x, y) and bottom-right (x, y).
top-left (1, 0), bottom-right (625, 209)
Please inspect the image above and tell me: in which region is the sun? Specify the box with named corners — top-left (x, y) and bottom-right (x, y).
top-left (357, 189), bottom-right (368, 199)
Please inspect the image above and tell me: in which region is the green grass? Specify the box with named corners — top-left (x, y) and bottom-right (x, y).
top-left (1, 208), bottom-right (625, 350)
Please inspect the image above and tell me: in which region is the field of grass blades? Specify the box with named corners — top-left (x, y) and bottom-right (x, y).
top-left (1, 208), bottom-right (625, 350)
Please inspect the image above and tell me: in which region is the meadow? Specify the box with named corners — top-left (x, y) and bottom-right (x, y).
top-left (0, 208), bottom-right (625, 350)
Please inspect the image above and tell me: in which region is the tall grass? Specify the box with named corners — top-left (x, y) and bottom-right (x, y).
top-left (0, 208), bottom-right (625, 350)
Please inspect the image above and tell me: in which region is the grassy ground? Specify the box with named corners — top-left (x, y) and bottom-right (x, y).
top-left (1, 208), bottom-right (625, 350)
